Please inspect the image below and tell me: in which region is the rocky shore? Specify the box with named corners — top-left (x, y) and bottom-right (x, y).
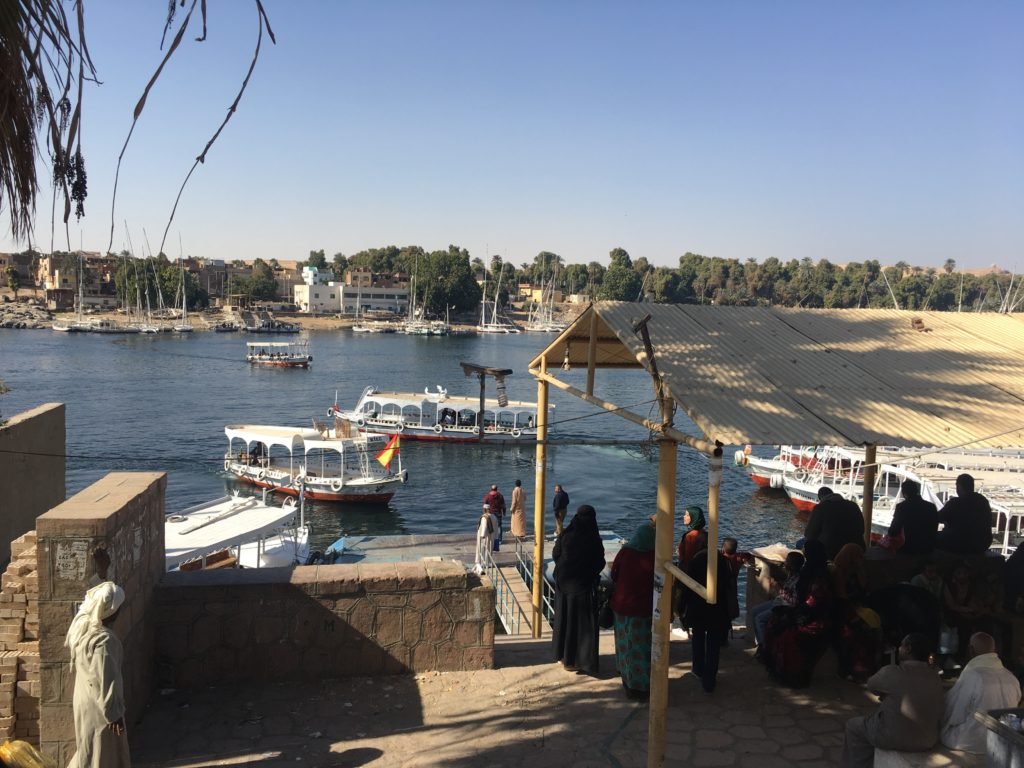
top-left (0, 300), bottom-right (54, 329)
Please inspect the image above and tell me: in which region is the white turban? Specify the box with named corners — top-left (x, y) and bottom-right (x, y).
top-left (65, 581), bottom-right (125, 664)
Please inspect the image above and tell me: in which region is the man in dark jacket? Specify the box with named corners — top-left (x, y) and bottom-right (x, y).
top-left (483, 484), bottom-right (506, 544)
top-left (552, 484), bottom-right (570, 536)
top-left (936, 474), bottom-right (993, 555)
top-left (887, 479), bottom-right (938, 555)
top-left (805, 487), bottom-right (865, 561)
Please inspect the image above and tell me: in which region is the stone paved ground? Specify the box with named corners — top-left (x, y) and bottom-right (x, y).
top-left (131, 632), bottom-right (880, 768)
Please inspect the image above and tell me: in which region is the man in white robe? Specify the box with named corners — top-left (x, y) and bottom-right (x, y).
top-left (941, 631), bottom-right (1022, 754)
top-left (66, 581), bottom-right (130, 768)
top-left (474, 505), bottom-right (497, 575)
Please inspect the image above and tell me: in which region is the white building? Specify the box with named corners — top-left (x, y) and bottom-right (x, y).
top-left (293, 283), bottom-right (408, 315)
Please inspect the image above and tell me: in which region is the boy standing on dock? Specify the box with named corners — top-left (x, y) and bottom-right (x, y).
top-left (553, 484), bottom-right (570, 536)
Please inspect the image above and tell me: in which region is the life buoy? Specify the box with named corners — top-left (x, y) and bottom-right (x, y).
top-left (792, 468), bottom-right (808, 483)
top-left (356, 417), bottom-right (365, 427)
top-left (472, 426), bottom-right (480, 435)
top-left (400, 469), bottom-right (409, 483)
top-left (224, 458), bottom-right (231, 471)
top-left (433, 423), bottom-right (443, 434)
top-left (330, 479), bottom-right (343, 492)
top-left (257, 469), bottom-right (267, 480)
top-left (511, 428), bottom-right (521, 438)
top-left (396, 423), bottom-right (404, 433)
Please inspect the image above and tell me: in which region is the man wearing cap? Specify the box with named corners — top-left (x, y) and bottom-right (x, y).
top-left (66, 580), bottom-right (130, 768)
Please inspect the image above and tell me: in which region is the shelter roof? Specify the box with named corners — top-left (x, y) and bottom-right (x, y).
top-left (529, 302), bottom-right (1024, 448)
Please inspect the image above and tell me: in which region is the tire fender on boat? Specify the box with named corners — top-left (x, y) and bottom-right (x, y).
top-left (769, 473), bottom-right (785, 490)
top-left (356, 417), bottom-right (365, 428)
top-left (327, 407), bottom-right (336, 418)
top-left (257, 469), bottom-right (267, 480)
top-left (472, 425), bottom-right (480, 435)
top-left (330, 478), bottom-right (343, 492)
top-left (400, 469), bottom-right (409, 483)
top-left (733, 450), bottom-right (748, 466)
top-left (396, 422), bottom-right (404, 433)
top-left (792, 468), bottom-right (808, 483)
top-left (433, 423), bottom-right (444, 434)
top-left (511, 428), bottom-right (521, 438)
top-left (224, 458), bottom-right (231, 471)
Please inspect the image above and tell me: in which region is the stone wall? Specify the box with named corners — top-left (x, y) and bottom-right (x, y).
top-left (0, 404), bottom-right (65, 568)
top-left (154, 561), bottom-right (495, 688)
top-left (0, 533), bottom-right (40, 743)
top-left (35, 472), bottom-right (166, 766)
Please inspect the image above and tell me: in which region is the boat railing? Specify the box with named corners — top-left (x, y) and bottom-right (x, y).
top-left (482, 550), bottom-right (531, 635)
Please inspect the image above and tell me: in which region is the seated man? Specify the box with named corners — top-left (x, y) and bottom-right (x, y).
top-left (940, 632), bottom-right (1022, 754)
top-left (842, 633), bottom-right (944, 768)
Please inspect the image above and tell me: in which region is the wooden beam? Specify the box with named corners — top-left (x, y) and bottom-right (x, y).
top-left (586, 309), bottom-right (599, 396)
top-left (529, 368), bottom-right (719, 456)
top-left (862, 444), bottom-right (876, 546)
top-left (531, 357), bottom-right (550, 638)
top-left (647, 437), bottom-right (676, 768)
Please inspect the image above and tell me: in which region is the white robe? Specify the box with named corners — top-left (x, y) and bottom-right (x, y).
top-left (474, 512), bottom-right (497, 575)
top-left (941, 652), bottom-right (1022, 754)
top-left (70, 626), bottom-right (131, 768)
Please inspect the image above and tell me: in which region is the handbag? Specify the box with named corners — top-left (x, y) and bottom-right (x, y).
top-left (598, 599), bottom-right (615, 630)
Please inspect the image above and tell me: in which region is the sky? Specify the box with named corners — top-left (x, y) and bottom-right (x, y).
top-left (3, 1), bottom-right (1022, 272)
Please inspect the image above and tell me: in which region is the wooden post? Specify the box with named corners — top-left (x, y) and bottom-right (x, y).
top-left (532, 358), bottom-right (549, 638)
top-left (586, 310), bottom-right (599, 396)
top-left (705, 447), bottom-right (724, 605)
top-left (647, 432), bottom-right (677, 768)
top-left (477, 373), bottom-right (486, 443)
top-left (861, 444), bottom-right (877, 546)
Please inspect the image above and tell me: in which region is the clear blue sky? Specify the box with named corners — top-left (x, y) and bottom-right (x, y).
top-left (4, 1), bottom-right (1022, 271)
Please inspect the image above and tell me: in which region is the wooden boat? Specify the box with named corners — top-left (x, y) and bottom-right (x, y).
top-left (246, 341), bottom-right (312, 368)
top-left (329, 384), bottom-right (546, 443)
top-left (165, 492), bottom-right (310, 571)
top-left (223, 422), bottom-right (407, 503)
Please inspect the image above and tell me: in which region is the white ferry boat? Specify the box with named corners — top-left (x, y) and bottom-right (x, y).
top-left (328, 385), bottom-right (546, 442)
top-left (223, 423), bottom-right (407, 503)
top-left (246, 341), bottom-right (312, 368)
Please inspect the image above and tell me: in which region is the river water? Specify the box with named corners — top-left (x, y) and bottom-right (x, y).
top-left (0, 328), bottom-right (805, 559)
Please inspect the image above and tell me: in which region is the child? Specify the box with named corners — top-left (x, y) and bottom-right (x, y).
top-left (910, 559), bottom-right (943, 600)
top-left (751, 551), bottom-right (805, 650)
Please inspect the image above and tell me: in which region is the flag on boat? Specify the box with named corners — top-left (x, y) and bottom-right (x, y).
top-left (376, 434), bottom-right (400, 469)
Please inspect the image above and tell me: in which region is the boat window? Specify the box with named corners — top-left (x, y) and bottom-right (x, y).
top-left (402, 405), bottom-right (421, 426)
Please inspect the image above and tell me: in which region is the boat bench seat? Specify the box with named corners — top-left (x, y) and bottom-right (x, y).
top-left (873, 746), bottom-right (982, 767)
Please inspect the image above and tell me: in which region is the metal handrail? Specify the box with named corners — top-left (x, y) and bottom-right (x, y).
top-left (483, 548), bottom-right (531, 635)
top-left (513, 537), bottom-right (555, 624)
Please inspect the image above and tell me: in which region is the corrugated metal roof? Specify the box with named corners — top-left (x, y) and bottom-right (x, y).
top-left (529, 302), bottom-right (1024, 448)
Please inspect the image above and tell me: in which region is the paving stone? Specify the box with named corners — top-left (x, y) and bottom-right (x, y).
top-left (764, 714), bottom-right (796, 728)
top-left (781, 743), bottom-right (824, 761)
top-left (695, 729), bottom-right (732, 749)
top-left (693, 748), bottom-right (737, 766)
top-left (797, 716), bottom-right (840, 734)
top-left (739, 756), bottom-right (793, 768)
top-left (728, 724), bottom-right (767, 740)
top-left (733, 738), bottom-right (780, 755)
top-left (765, 726), bottom-right (806, 745)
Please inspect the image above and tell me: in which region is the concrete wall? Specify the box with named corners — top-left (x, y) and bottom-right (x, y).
top-left (154, 561), bottom-right (495, 689)
top-left (35, 472), bottom-right (165, 765)
top-left (0, 404), bottom-right (65, 567)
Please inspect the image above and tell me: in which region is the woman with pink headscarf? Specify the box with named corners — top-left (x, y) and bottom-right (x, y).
top-left (65, 580), bottom-right (130, 768)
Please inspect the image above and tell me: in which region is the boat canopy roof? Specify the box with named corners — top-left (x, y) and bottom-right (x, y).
top-left (165, 496), bottom-right (296, 569)
top-left (357, 389), bottom-right (545, 411)
top-left (225, 424), bottom-right (374, 453)
top-left (246, 341), bottom-right (308, 349)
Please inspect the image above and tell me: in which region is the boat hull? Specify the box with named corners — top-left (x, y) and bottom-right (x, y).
top-left (236, 475), bottom-right (395, 504)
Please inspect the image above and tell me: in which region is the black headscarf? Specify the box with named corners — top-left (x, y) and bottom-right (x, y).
top-left (553, 505), bottom-right (606, 594)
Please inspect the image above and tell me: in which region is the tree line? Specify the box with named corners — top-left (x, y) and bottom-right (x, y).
top-left (307, 246), bottom-right (1021, 313)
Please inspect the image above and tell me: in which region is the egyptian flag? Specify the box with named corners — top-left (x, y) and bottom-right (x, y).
top-left (375, 434), bottom-right (400, 469)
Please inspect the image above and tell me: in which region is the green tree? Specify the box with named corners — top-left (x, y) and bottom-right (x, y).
top-left (943, 259), bottom-right (957, 275)
top-left (332, 252), bottom-right (348, 273)
top-left (306, 250), bottom-right (327, 270)
top-left (5, 267), bottom-right (20, 299)
top-left (248, 259), bottom-right (278, 300)
top-left (419, 245), bottom-right (480, 315)
top-left (597, 263), bottom-right (642, 301)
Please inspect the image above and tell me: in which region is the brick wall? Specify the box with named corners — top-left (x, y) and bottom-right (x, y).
top-left (0, 533), bottom-right (40, 743)
top-left (154, 561), bottom-right (495, 688)
top-left (35, 472), bottom-right (166, 766)
top-left (0, 403), bottom-right (65, 567)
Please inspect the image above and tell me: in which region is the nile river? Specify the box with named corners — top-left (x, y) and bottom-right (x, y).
top-left (0, 328), bottom-right (804, 556)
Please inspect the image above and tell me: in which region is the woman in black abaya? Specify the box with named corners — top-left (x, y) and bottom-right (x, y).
top-left (552, 504), bottom-right (606, 675)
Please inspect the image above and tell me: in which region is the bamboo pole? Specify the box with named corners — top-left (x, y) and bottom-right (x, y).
top-left (647, 434), bottom-right (677, 768)
top-left (532, 357), bottom-right (550, 638)
top-left (529, 367), bottom-right (719, 456)
top-left (861, 444), bottom-right (877, 546)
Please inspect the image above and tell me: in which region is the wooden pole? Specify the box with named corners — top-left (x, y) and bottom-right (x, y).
top-left (586, 309), bottom-right (599, 396)
top-left (532, 357), bottom-right (550, 638)
top-left (647, 432), bottom-right (677, 768)
top-left (705, 448), bottom-right (724, 605)
top-left (477, 373), bottom-right (486, 443)
top-left (861, 444), bottom-right (877, 546)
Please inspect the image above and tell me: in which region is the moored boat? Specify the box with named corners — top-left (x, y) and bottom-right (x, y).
top-left (223, 422), bottom-right (407, 503)
top-left (246, 341), bottom-right (312, 368)
top-left (165, 492), bottom-right (311, 571)
top-left (329, 384), bottom-right (546, 442)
